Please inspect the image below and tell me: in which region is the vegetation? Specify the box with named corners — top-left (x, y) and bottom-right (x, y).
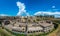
top-left (35, 15), bottom-right (54, 18)
top-left (0, 27), bottom-right (14, 36)
top-left (52, 20), bottom-right (60, 24)
top-left (5, 28), bottom-right (25, 36)
top-left (47, 19), bottom-right (60, 36)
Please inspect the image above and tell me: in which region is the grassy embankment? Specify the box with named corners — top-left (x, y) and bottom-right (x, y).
top-left (0, 27), bottom-right (14, 36)
top-left (47, 20), bottom-right (60, 36)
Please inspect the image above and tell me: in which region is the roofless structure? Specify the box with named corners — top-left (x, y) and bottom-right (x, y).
top-left (0, 16), bottom-right (54, 35)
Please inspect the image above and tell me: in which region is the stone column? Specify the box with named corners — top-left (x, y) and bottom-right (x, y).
top-left (2, 22), bottom-right (4, 29)
top-left (51, 22), bottom-right (52, 24)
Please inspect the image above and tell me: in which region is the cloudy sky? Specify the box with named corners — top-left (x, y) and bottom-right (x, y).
top-left (0, 0), bottom-right (60, 17)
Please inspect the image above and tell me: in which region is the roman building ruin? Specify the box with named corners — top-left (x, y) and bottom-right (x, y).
top-left (0, 16), bottom-right (54, 34)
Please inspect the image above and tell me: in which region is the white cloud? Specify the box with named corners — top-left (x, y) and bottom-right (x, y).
top-left (52, 6), bottom-right (55, 8)
top-left (34, 11), bottom-right (60, 16)
top-left (16, 1), bottom-right (29, 16)
top-left (16, 1), bottom-right (60, 17)
top-left (34, 11), bottom-right (60, 18)
top-left (0, 14), bottom-right (9, 16)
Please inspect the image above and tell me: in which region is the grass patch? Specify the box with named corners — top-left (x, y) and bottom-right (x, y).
top-left (0, 27), bottom-right (13, 36)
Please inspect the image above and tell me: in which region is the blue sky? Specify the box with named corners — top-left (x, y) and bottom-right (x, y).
top-left (0, 0), bottom-right (60, 17)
